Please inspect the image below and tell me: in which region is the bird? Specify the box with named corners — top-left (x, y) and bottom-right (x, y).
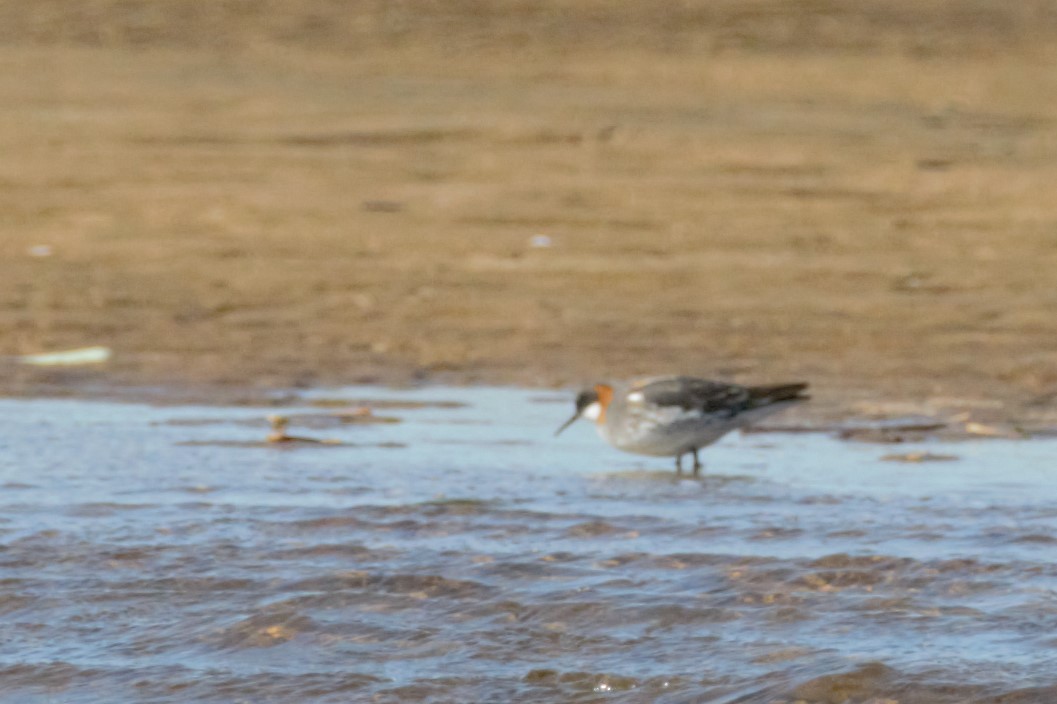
top-left (555, 375), bottom-right (808, 476)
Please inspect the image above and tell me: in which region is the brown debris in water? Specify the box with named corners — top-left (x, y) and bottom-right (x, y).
top-left (308, 398), bottom-right (465, 411)
top-left (792, 662), bottom-right (896, 703)
top-left (215, 613), bottom-right (315, 649)
top-left (266, 415), bottom-right (341, 445)
top-left (880, 452), bottom-right (959, 463)
top-left (331, 408), bottom-right (402, 424)
top-left (564, 520), bottom-right (622, 538)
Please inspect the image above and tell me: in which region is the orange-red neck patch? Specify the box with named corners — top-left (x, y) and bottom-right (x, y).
top-left (594, 384), bottom-right (614, 424)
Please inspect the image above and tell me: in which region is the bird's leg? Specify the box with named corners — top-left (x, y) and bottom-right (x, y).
top-left (675, 453), bottom-right (684, 476)
top-left (691, 448), bottom-right (703, 478)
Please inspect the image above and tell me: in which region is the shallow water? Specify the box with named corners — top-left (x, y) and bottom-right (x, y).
top-left (2, 387), bottom-right (1057, 703)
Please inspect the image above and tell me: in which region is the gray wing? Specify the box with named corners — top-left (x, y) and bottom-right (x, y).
top-left (634, 376), bottom-right (753, 417)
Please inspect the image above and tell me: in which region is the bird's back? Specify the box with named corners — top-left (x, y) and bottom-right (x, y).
top-left (602, 376), bottom-right (807, 456)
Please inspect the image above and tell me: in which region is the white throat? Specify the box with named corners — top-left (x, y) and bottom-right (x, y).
top-left (581, 401), bottom-right (602, 421)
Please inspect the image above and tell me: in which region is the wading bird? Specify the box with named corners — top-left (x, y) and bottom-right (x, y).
top-left (556, 376), bottom-right (808, 476)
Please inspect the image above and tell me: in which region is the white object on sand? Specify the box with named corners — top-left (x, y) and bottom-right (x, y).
top-left (18, 346), bottom-right (112, 366)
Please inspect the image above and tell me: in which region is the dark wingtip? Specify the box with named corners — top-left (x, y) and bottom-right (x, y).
top-left (749, 382), bottom-right (810, 404)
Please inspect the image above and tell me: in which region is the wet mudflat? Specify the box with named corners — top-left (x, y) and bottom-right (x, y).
top-left (2, 387), bottom-right (1057, 703)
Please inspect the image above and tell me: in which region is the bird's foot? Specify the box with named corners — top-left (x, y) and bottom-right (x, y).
top-left (691, 448), bottom-right (703, 478)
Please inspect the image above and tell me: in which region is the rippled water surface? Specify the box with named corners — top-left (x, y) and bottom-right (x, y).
top-left (2, 387), bottom-right (1057, 703)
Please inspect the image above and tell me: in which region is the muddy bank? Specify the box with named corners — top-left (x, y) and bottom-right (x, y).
top-left (1, 1), bottom-right (1057, 423)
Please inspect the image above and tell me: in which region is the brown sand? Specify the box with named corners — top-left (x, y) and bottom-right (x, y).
top-left (2, 1), bottom-right (1057, 422)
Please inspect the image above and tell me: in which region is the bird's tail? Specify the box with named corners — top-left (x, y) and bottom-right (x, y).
top-left (746, 382), bottom-right (810, 407)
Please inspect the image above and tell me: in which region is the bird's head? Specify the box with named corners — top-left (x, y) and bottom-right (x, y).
top-left (554, 384), bottom-right (612, 436)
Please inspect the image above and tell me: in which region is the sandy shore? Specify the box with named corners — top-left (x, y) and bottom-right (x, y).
top-left (2, 1), bottom-right (1057, 425)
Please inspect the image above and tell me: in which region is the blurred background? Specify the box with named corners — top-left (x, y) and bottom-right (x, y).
top-left (2, 0), bottom-right (1057, 418)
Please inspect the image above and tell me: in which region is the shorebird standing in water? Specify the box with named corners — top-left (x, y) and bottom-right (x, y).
top-left (555, 376), bottom-right (809, 476)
